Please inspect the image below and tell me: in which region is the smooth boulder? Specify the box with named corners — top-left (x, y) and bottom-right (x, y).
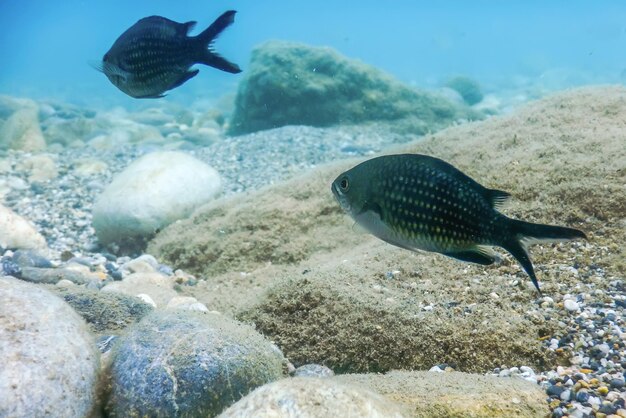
top-left (105, 310), bottom-right (285, 417)
top-left (92, 151), bottom-right (221, 252)
top-left (0, 276), bottom-right (100, 417)
top-left (218, 377), bottom-right (408, 417)
top-left (0, 204), bottom-right (48, 251)
top-left (228, 40), bottom-right (479, 135)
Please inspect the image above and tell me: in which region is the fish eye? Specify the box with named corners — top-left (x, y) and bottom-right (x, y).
top-left (339, 176), bottom-right (349, 192)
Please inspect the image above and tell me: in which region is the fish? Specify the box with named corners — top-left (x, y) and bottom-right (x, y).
top-left (96, 10), bottom-right (241, 98)
top-left (331, 153), bottom-right (587, 293)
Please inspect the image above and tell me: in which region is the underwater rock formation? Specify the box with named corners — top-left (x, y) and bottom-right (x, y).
top-left (92, 151), bottom-right (222, 252)
top-left (445, 75), bottom-right (484, 105)
top-left (218, 377), bottom-right (408, 417)
top-left (0, 277), bottom-right (100, 418)
top-left (0, 106), bottom-right (46, 151)
top-left (104, 310), bottom-right (285, 417)
top-left (0, 204), bottom-right (48, 251)
top-left (227, 40), bottom-right (480, 135)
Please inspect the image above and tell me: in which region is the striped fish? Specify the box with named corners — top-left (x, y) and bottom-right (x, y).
top-left (331, 153), bottom-right (587, 293)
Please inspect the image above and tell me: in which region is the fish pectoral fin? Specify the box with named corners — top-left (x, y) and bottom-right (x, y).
top-left (168, 70), bottom-right (200, 90)
top-left (135, 93), bottom-right (166, 99)
top-left (443, 248), bottom-right (497, 265)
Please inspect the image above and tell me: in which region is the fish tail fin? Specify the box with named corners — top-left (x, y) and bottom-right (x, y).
top-left (501, 219), bottom-right (587, 294)
top-left (196, 10), bottom-right (241, 74)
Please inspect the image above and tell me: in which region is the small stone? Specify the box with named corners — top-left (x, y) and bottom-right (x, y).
top-left (564, 299), bottom-right (580, 311)
top-left (429, 366), bottom-right (444, 373)
top-left (547, 384), bottom-right (566, 398)
top-left (598, 386), bottom-right (610, 395)
top-left (294, 364), bottom-right (334, 378)
top-left (56, 279), bottom-right (75, 288)
top-left (576, 390), bottom-right (590, 403)
top-left (610, 378), bottom-right (625, 389)
top-left (136, 293), bottom-right (157, 308)
top-left (166, 296), bottom-right (208, 312)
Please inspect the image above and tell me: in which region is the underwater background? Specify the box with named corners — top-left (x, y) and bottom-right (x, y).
top-left (1, 1), bottom-right (625, 418)
top-left (2, 0), bottom-right (626, 105)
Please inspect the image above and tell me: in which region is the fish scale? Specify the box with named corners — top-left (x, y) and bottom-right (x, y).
top-left (331, 153), bottom-right (587, 293)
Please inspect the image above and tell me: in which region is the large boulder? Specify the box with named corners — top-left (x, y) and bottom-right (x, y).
top-left (0, 106), bottom-right (46, 151)
top-left (337, 370), bottom-right (549, 418)
top-left (92, 151), bottom-right (222, 252)
top-left (0, 204), bottom-right (48, 251)
top-left (0, 276), bottom-right (100, 417)
top-left (227, 40), bottom-right (479, 135)
top-left (218, 377), bottom-right (408, 418)
top-left (104, 310), bottom-right (285, 417)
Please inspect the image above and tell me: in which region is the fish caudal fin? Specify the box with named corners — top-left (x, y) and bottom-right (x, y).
top-left (502, 219), bottom-right (587, 294)
top-left (195, 10), bottom-right (241, 74)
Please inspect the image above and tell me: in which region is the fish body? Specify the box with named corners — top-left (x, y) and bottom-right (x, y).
top-left (98, 11), bottom-right (241, 98)
top-left (331, 154), bottom-right (586, 293)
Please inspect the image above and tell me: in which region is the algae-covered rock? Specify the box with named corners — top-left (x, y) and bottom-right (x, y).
top-left (0, 276), bottom-right (100, 418)
top-left (148, 162), bottom-right (354, 278)
top-left (228, 40), bottom-right (479, 135)
top-left (239, 271), bottom-right (555, 374)
top-left (337, 370), bottom-right (549, 418)
top-left (54, 286), bottom-right (154, 336)
top-left (218, 377), bottom-right (408, 417)
top-left (0, 106), bottom-right (46, 151)
top-left (105, 310), bottom-right (285, 417)
top-left (445, 75), bottom-right (484, 105)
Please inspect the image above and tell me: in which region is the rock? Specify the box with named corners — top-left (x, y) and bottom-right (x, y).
top-left (92, 151), bottom-right (222, 252)
top-left (564, 299), bottom-right (580, 312)
top-left (166, 295), bottom-right (209, 312)
top-left (238, 273), bottom-right (554, 374)
top-left (0, 204), bottom-right (48, 251)
top-left (445, 75), bottom-right (484, 105)
top-left (0, 95), bottom-right (38, 119)
top-left (228, 40), bottom-right (479, 135)
top-left (101, 272), bottom-right (178, 307)
top-left (41, 116), bottom-right (101, 146)
top-left (293, 364), bottom-right (334, 378)
top-left (54, 286), bottom-right (154, 335)
top-left (19, 266), bottom-right (95, 285)
top-left (73, 158), bottom-right (108, 176)
top-left (218, 377), bottom-right (407, 417)
top-left (336, 370), bottom-right (549, 418)
top-left (0, 276), bottom-right (99, 417)
top-left (15, 153), bottom-right (58, 182)
top-left (11, 249), bottom-right (53, 268)
top-left (0, 106), bottom-right (46, 151)
top-left (105, 310), bottom-right (285, 417)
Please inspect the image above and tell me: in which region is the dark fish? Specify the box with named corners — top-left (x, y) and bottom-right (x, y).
top-left (96, 10), bottom-right (241, 98)
top-left (331, 154), bottom-right (587, 293)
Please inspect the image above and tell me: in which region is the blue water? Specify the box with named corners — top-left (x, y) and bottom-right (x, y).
top-left (1, 0), bottom-right (626, 107)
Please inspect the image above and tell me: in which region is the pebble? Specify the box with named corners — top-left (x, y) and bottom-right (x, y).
top-left (564, 299), bottom-right (580, 311)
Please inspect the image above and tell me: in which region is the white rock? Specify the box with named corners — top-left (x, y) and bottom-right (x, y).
top-left (564, 299), bottom-right (580, 312)
top-left (92, 151), bottom-right (221, 249)
top-left (136, 293), bottom-right (157, 308)
top-left (0, 107), bottom-right (46, 151)
top-left (0, 276), bottom-right (99, 417)
top-left (166, 296), bottom-right (209, 312)
top-left (15, 154), bottom-right (58, 182)
top-left (218, 377), bottom-right (407, 418)
top-left (0, 204), bottom-right (48, 251)
top-left (101, 272), bottom-right (177, 307)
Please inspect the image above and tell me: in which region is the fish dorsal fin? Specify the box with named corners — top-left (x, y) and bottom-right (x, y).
top-left (485, 188), bottom-right (511, 209)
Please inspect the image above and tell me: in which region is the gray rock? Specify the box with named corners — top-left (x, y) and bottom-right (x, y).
top-left (228, 40), bottom-right (479, 135)
top-left (0, 276), bottom-right (100, 417)
top-left (105, 310), bottom-right (285, 417)
top-left (92, 151), bottom-right (221, 252)
top-left (19, 266), bottom-right (93, 285)
top-left (54, 286), bottom-right (154, 335)
top-left (218, 377), bottom-right (407, 417)
top-left (293, 363), bottom-right (334, 378)
top-left (11, 249), bottom-right (53, 268)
